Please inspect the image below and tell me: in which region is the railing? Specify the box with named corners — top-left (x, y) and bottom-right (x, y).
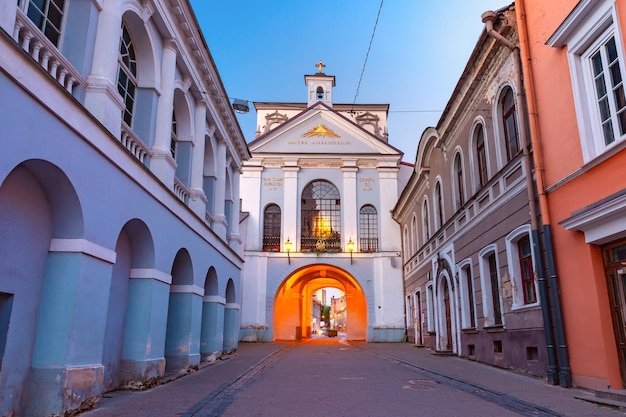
top-left (13, 9), bottom-right (85, 95)
top-left (173, 177), bottom-right (190, 205)
top-left (262, 235), bottom-right (280, 252)
top-left (359, 237), bottom-right (378, 252)
top-left (301, 235), bottom-right (342, 252)
top-left (120, 123), bottom-right (151, 164)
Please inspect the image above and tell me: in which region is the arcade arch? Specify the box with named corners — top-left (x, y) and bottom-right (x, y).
top-left (273, 264), bottom-right (367, 341)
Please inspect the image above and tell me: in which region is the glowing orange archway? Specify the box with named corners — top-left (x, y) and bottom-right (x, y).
top-left (273, 264), bottom-right (367, 341)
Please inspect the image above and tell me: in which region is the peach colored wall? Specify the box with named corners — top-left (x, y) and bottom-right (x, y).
top-left (521, 0), bottom-right (626, 389)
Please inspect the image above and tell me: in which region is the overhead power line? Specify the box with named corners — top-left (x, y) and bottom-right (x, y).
top-left (351, 0), bottom-right (384, 113)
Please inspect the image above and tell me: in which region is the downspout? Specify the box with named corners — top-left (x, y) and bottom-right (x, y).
top-left (481, 9), bottom-right (561, 386)
top-left (514, 0), bottom-right (571, 388)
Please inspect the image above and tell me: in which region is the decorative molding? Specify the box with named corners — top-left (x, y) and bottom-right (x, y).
top-left (49, 238), bottom-right (116, 264)
top-left (170, 284), bottom-right (204, 295)
top-left (203, 295), bottom-right (226, 304)
top-left (129, 268), bottom-right (172, 285)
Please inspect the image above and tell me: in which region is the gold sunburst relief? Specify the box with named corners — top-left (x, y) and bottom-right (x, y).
top-left (302, 124), bottom-right (340, 138)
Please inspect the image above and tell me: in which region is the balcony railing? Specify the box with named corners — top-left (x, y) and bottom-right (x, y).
top-left (13, 9), bottom-right (85, 95)
top-left (301, 235), bottom-right (341, 253)
top-left (359, 237), bottom-right (378, 252)
top-left (174, 177), bottom-right (190, 205)
top-left (120, 123), bottom-right (151, 164)
top-left (262, 235), bottom-right (280, 252)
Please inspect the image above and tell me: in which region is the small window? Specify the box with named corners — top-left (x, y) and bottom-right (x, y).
top-left (26, 0), bottom-right (65, 46)
top-left (459, 262), bottom-right (476, 329)
top-left (422, 200), bottom-right (430, 242)
top-left (263, 204), bottom-right (281, 251)
top-left (359, 205), bottom-right (378, 252)
top-left (435, 181), bottom-right (444, 229)
top-left (518, 236), bottom-right (536, 304)
top-left (316, 86), bottom-right (324, 100)
top-left (505, 226), bottom-right (539, 309)
top-left (480, 246), bottom-right (503, 327)
top-left (489, 253), bottom-right (503, 325)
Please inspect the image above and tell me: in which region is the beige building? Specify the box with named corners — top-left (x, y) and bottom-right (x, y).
top-left (393, 5), bottom-right (550, 378)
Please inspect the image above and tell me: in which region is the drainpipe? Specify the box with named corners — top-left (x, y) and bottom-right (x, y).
top-left (482, 9), bottom-right (563, 386)
top-left (514, 0), bottom-right (572, 388)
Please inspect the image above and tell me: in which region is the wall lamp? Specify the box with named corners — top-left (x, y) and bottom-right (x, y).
top-left (347, 238), bottom-right (355, 264)
top-left (285, 237), bottom-right (292, 265)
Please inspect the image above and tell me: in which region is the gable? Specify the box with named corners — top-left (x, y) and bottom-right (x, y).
top-left (249, 108), bottom-right (400, 156)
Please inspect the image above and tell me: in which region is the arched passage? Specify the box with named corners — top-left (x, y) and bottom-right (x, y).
top-left (273, 264), bottom-right (367, 341)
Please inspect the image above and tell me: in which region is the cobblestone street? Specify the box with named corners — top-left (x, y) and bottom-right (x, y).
top-left (80, 339), bottom-right (623, 417)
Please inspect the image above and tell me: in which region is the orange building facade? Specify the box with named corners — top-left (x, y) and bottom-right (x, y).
top-left (517, 0), bottom-right (626, 390)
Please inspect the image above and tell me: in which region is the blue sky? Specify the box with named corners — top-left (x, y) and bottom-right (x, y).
top-left (190, 1), bottom-right (510, 164)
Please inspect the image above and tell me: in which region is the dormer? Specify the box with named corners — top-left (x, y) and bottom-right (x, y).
top-left (305, 60), bottom-right (336, 108)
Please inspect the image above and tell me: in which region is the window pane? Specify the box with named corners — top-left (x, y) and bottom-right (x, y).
top-left (599, 96), bottom-right (611, 121)
top-left (301, 181), bottom-right (341, 251)
top-left (595, 74), bottom-right (607, 98)
top-left (607, 37), bottom-right (618, 63)
top-left (618, 108), bottom-right (626, 136)
top-left (592, 52), bottom-right (604, 76)
top-left (610, 62), bottom-right (623, 87)
top-left (603, 120), bottom-right (615, 145)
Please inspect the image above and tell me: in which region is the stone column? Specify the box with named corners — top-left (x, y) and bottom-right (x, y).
top-left (189, 101), bottom-right (208, 218)
top-left (150, 40), bottom-right (177, 187)
top-left (212, 139), bottom-right (228, 239)
top-left (200, 295), bottom-right (225, 360)
top-left (83, 0), bottom-right (124, 137)
top-left (223, 302), bottom-right (240, 353)
top-left (342, 162), bottom-right (358, 252)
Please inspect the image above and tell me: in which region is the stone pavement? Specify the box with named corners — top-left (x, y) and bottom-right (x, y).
top-left (79, 339), bottom-right (624, 417)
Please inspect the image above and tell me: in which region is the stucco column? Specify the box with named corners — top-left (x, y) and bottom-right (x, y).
top-left (228, 168), bottom-right (242, 253)
top-left (150, 40), bottom-right (177, 187)
top-left (200, 295), bottom-right (225, 359)
top-left (189, 101), bottom-right (208, 218)
top-left (342, 163), bottom-right (358, 250)
top-left (83, 0), bottom-right (124, 137)
top-left (378, 166), bottom-right (401, 252)
top-left (212, 139), bottom-right (228, 239)
top-left (0, 0), bottom-right (17, 37)
top-left (282, 163), bottom-right (299, 249)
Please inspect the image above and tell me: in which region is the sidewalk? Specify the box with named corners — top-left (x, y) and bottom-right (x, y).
top-left (359, 342), bottom-right (622, 417)
top-left (81, 341), bottom-right (623, 417)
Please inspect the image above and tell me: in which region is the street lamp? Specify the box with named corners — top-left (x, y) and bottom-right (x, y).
top-left (347, 238), bottom-right (355, 264)
top-left (285, 237), bottom-right (292, 265)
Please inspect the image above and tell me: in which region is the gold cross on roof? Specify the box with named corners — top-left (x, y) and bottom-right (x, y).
top-left (316, 60), bottom-right (326, 74)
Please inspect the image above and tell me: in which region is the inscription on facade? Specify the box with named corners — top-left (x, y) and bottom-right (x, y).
top-left (263, 177), bottom-right (284, 191)
top-left (360, 177), bottom-right (375, 191)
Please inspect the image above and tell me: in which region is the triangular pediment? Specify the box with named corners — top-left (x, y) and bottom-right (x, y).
top-left (249, 104), bottom-right (400, 156)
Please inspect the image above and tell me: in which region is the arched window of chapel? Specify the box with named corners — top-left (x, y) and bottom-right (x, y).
top-left (301, 180), bottom-right (341, 252)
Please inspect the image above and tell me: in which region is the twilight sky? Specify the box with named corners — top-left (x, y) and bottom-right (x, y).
top-left (190, 1), bottom-right (510, 164)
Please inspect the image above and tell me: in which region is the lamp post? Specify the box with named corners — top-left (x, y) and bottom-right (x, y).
top-left (285, 237), bottom-right (292, 265)
top-left (347, 238), bottom-right (355, 265)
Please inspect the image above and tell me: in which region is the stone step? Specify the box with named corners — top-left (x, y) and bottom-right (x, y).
top-left (575, 393), bottom-right (626, 413)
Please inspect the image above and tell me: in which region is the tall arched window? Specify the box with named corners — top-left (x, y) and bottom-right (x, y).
top-left (301, 180), bottom-right (341, 252)
top-left (359, 205), bottom-right (378, 252)
top-left (117, 23), bottom-right (137, 127)
top-left (502, 87), bottom-right (520, 162)
top-left (422, 200), bottom-right (430, 242)
top-left (411, 215), bottom-right (418, 253)
top-left (262, 204), bottom-right (281, 251)
top-left (475, 125), bottom-right (488, 188)
top-left (454, 153), bottom-right (465, 208)
top-left (435, 181), bottom-right (444, 229)
top-left (171, 111), bottom-right (177, 158)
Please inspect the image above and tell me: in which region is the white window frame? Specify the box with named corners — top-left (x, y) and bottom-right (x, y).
top-left (20, 0), bottom-right (69, 48)
top-left (433, 178), bottom-right (444, 230)
top-left (406, 294), bottom-right (414, 327)
top-left (505, 225), bottom-right (540, 310)
top-left (451, 149), bottom-right (466, 211)
top-left (479, 244), bottom-right (504, 328)
top-left (403, 225), bottom-right (410, 263)
top-left (458, 259), bottom-right (477, 329)
top-left (422, 198), bottom-right (430, 243)
top-left (426, 280), bottom-right (435, 333)
top-left (547, 0), bottom-right (626, 162)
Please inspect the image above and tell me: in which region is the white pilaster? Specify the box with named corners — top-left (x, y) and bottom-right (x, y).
top-left (342, 164), bottom-right (358, 249)
top-left (228, 169), bottom-right (242, 253)
top-left (150, 39), bottom-right (177, 187)
top-left (83, 0), bottom-right (124, 137)
top-left (241, 165), bottom-right (263, 250)
top-left (378, 166), bottom-right (401, 252)
top-left (282, 163), bottom-right (299, 249)
top-left (189, 101), bottom-right (208, 218)
top-left (213, 139), bottom-right (228, 239)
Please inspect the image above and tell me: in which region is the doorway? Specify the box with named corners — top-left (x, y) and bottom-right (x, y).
top-left (603, 240), bottom-right (626, 385)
